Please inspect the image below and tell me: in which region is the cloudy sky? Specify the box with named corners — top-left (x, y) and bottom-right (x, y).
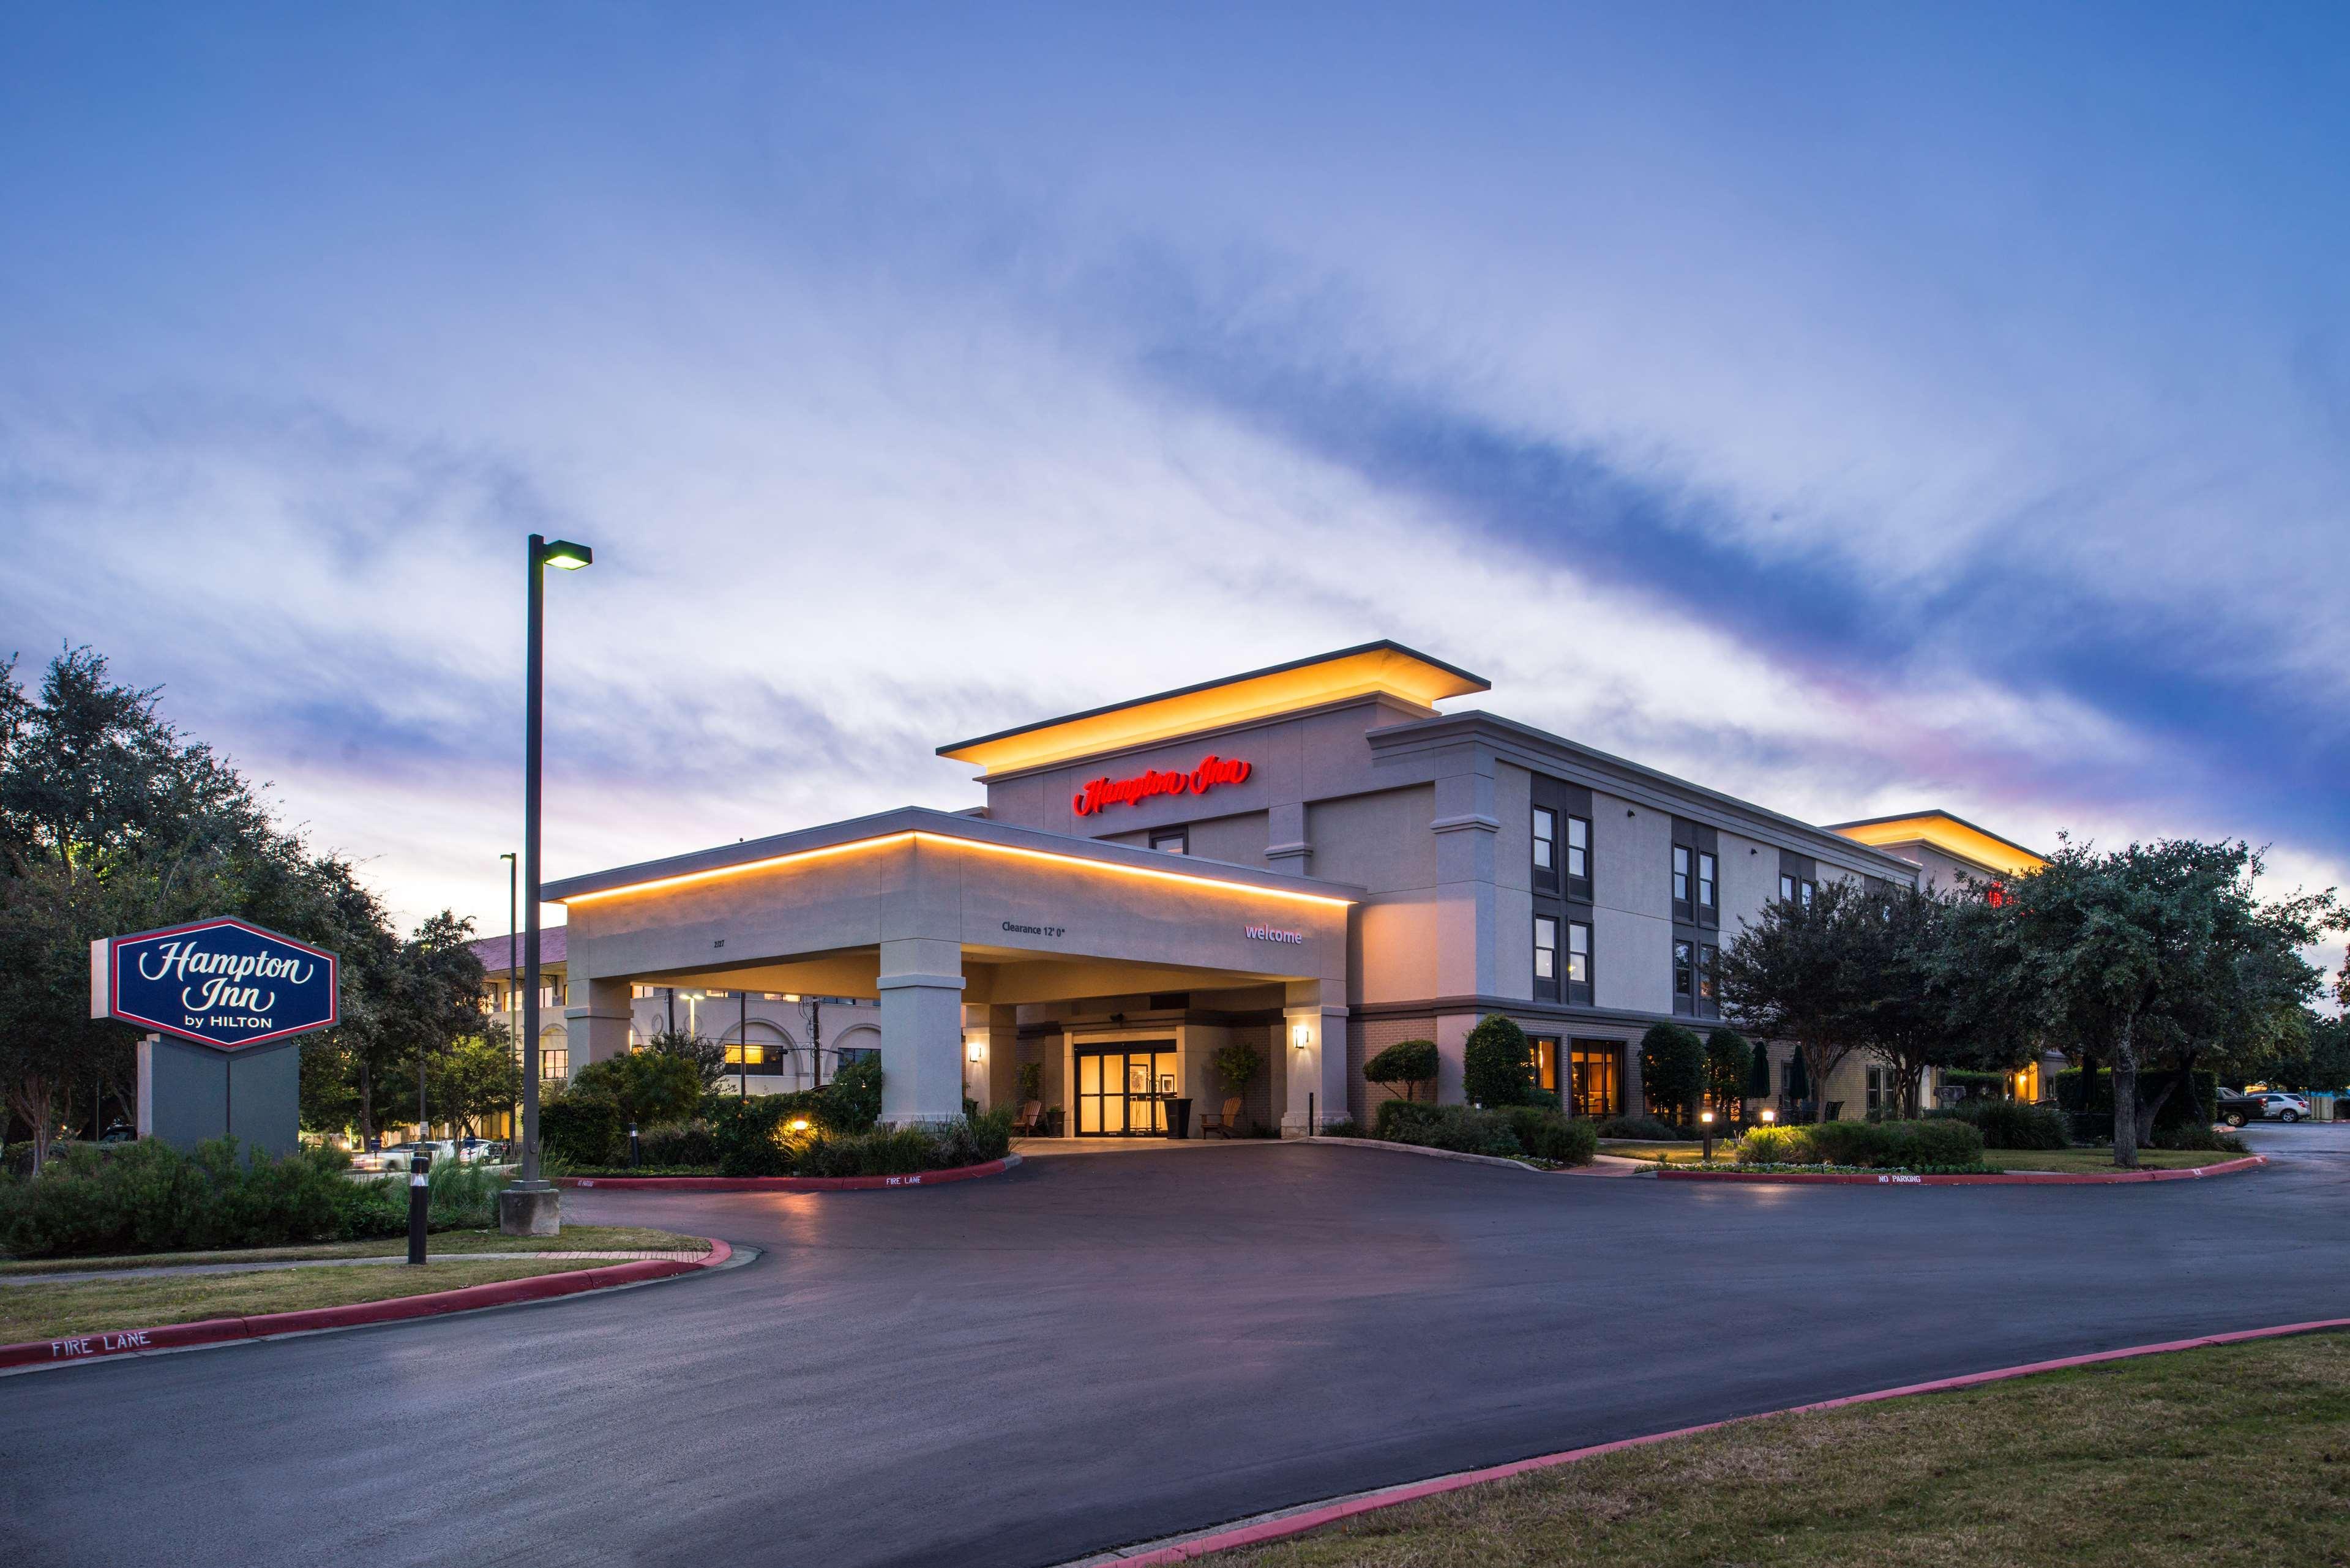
top-left (3, 4), bottom-right (2344, 947)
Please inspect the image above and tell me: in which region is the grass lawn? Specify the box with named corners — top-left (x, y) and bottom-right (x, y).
top-left (0, 1225), bottom-right (711, 1275)
top-left (1205, 1331), bottom-right (2350, 1568)
top-left (0, 1256), bottom-right (631, 1344)
top-left (1978, 1148), bottom-right (2238, 1174)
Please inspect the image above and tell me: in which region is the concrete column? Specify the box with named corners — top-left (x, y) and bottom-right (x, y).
top-left (877, 937), bottom-right (967, 1126)
top-left (1434, 1010), bottom-right (1480, 1106)
top-left (1282, 980), bottom-right (1350, 1137)
top-left (1430, 743), bottom-right (1500, 1002)
top-left (567, 977), bottom-right (632, 1070)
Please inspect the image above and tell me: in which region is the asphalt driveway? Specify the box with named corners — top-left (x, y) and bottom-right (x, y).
top-left (2, 1140), bottom-right (2343, 1568)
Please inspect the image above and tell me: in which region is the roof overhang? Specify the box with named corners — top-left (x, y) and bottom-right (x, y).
top-left (543, 807), bottom-right (1363, 910)
top-left (1826, 810), bottom-right (2046, 878)
top-left (937, 640), bottom-right (1488, 778)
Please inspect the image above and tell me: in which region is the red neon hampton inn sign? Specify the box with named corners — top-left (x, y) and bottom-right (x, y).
top-left (1071, 754), bottom-right (1252, 816)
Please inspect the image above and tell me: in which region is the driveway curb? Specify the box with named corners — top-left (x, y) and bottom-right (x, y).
top-left (0, 1237), bottom-right (735, 1373)
top-left (1080, 1313), bottom-right (2350, 1565)
top-left (558, 1153), bottom-right (1018, 1192)
top-left (1657, 1154), bottom-right (2267, 1185)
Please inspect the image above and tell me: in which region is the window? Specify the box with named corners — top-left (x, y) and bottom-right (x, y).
top-left (1149, 826), bottom-right (1188, 855)
top-left (1672, 845), bottom-right (1691, 904)
top-left (1566, 816), bottom-right (1588, 879)
top-left (632, 985), bottom-right (659, 999)
top-left (1697, 853), bottom-right (1716, 913)
top-left (1800, 879), bottom-right (1815, 908)
top-left (724, 1041), bottom-right (766, 1066)
top-left (539, 1049), bottom-right (569, 1080)
top-left (1533, 915), bottom-right (1559, 982)
top-left (1533, 807), bottom-right (1555, 872)
top-left (1697, 944), bottom-right (1719, 1014)
top-left (1865, 1064), bottom-right (1891, 1117)
top-left (1673, 939), bottom-right (1694, 1012)
top-left (1530, 1036), bottom-right (1559, 1094)
top-left (1779, 873), bottom-right (1794, 902)
top-left (1570, 1042), bottom-right (1622, 1118)
top-left (1567, 921), bottom-right (1590, 987)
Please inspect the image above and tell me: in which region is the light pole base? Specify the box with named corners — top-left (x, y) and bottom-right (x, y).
top-left (498, 1182), bottom-right (562, 1237)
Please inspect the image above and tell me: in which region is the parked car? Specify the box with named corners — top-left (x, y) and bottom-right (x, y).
top-left (452, 1137), bottom-right (506, 1163)
top-left (370, 1139), bottom-right (458, 1172)
top-left (2215, 1092), bottom-right (2265, 1129)
top-left (2255, 1092), bottom-right (2311, 1123)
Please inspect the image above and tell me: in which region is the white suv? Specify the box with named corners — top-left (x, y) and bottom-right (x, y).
top-left (2255, 1093), bottom-right (2311, 1123)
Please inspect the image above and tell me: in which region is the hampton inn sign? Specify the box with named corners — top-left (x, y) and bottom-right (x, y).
top-left (539, 641), bottom-right (2043, 1138)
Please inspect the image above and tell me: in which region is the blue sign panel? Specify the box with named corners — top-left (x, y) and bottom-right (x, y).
top-left (94, 917), bottom-right (339, 1053)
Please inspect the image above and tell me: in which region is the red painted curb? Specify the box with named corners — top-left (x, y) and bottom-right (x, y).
top-left (1657, 1154), bottom-right (2266, 1185)
top-left (0, 1237), bottom-right (734, 1372)
top-left (1113, 1312), bottom-right (2350, 1565)
top-left (558, 1157), bottom-right (1011, 1192)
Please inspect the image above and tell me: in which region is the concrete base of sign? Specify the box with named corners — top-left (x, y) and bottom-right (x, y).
top-left (136, 1034), bottom-right (301, 1159)
top-left (498, 1183), bottom-right (563, 1236)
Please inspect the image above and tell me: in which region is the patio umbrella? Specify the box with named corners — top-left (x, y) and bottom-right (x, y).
top-left (1786, 1048), bottom-right (1810, 1102)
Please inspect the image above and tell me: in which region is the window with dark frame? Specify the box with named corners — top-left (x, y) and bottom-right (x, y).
top-left (1534, 915), bottom-right (1559, 983)
top-left (1697, 851), bottom-right (1716, 913)
top-left (1533, 807), bottom-right (1555, 872)
top-left (1530, 1036), bottom-right (1559, 1094)
top-left (1570, 1040), bottom-right (1622, 1118)
top-left (1567, 920), bottom-right (1591, 1001)
top-left (1779, 873), bottom-right (1794, 902)
top-left (1149, 826), bottom-right (1189, 855)
top-left (1566, 815), bottom-right (1589, 879)
top-left (1672, 844), bottom-right (1691, 905)
top-left (1673, 939), bottom-right (1694, 1012)
top-left (1800, 879), bottom-right (1815, 907)
top-left (1698, 944), bottom-right (1719, 1015)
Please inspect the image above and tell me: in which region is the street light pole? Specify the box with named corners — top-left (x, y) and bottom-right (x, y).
top-left (501, 532), bottom-right (591, 1237)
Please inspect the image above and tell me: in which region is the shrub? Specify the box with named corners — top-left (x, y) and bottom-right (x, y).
top-left (822, 1056), bottom-right (885, 1134)
top-left (571, 1050), bottom-right (705, 1130)
top-left (2152, 1121), bottom-right (2250, 1154)
top-left (1016, 1060), bottom-right (1044, 1105)
top-left (1209, 1041), bottom-right (1265, 1102)
top-left (0, 1139), bottom-right (512, 1259)
top-left (706, 1095), bottom-right (799, 1176)
top-left (1363, 1039), bottom-right (1439, 1103)
top-left (640, 1126), bottom-right (719, 1167)
top-left (1939, 1069), bottom-right (2007, 1099)
top-left (539, 1096), bottom-right (623, 1167)
top-left (1316, 1119), bottom-right (1362, 1139)
top-left (1735, 1125), bottom-right (1811, 1165)
top-left (1374, 1100), bottom-right (1522, 1157)
top-left (1500, 1107), bottom-right (1598, 1165)
top-left (1795, 1118), bottom-right (1985, 1169)
top-left (1704, 1029), bottom-right (1753, 1121)
top-left (1804, 1119), bottom-right (1895, 1167)
top-left (1968, 1100), bottom-right (2071, 1151)
top-left (1639, 1023), bottom-right (1705, 1124)
top-left (1462, 1016), bottom-right (1533, 1107)
top-left (788, 1108), bottom-right (1014, 1178)
top-left (1593, 1114), bottom-right (1682, 1140)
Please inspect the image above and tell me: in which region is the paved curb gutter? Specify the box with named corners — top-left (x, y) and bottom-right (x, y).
top-left (1656, 1154), bottom-right (2267, 1185)
top-left (559, 1152), bottom-right (1019, 1193)
top-left (0, 1237), bottom-right (737, 1373)
top-left (1074, 1312), bottom-right (2350, 1566)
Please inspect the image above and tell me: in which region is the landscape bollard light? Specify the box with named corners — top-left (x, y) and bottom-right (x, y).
top-left (629, 1122), bottom-right (641, 1169)
top-left (408, 1148), bottom-right (432, 1265)
top-left (1761, 1107), bottom-right (1777, 1127)
top-left (1701, 1109), bottom-right (1715, 1164)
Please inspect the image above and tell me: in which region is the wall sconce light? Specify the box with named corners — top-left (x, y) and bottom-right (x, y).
top-left (968, 1040), bottom-right (984, 1063)
top-left (1292, 1023), bottom-right (1312, 1051)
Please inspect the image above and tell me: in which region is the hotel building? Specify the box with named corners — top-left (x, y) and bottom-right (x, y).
top-left (541, 643), bottom-right (2042, 1135)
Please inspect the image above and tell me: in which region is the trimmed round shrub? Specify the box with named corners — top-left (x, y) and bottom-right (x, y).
top-left (1364, 1039), bottom-right (1439, 1102)
top-left (1968, 1100), bottom-right (2071, 1150)
top-left (1887, 1118), bottom-right (1985, 1168)
top-left (1462, 1016), bottom-right (1534, 1108)
top-left (1639, 1023), bottom-right (1705, 1124)
top-left (539, 1096), bottom-right (623, 1167)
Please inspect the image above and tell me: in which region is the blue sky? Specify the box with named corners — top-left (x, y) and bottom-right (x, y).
top-left (2, 3), bottom-right (2344, 951)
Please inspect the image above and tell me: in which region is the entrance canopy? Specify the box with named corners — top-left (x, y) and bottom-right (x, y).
top-left (544, 808), bottom-right (1361, 1126)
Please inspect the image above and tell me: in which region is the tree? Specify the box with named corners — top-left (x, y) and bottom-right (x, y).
top-left (0, 647), bottom-right (402, 1166)
top-left (568, 1050), bottom-right (703, 1130)
top-left (1462, 1015), bottom-right (1533, 1108)
top-left (1639, 1023), bottom-right (1704, 1126)
top-left (1363, 1039), bottom-right (1439, 1104)
top-left (432, 1028), bottom-right (521, 1137)
top-left (381, 911), bottom-right (490, 1135)
top-left (1209, 1041), bottom-right (1263, 1105)
top-left (1997, 837), bottom-right (2339, 1167)
top-left (1702, 1028), bottom-right (1753, 1124)
top-left (1717, 878), bottom-right (1874, 1123)
top-left (646, 1026), bottom-right (728, 1090)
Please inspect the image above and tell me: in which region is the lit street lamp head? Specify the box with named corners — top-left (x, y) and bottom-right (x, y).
top-left (539, 539), bottom-right (594, 570)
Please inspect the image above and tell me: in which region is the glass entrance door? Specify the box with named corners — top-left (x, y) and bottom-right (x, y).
top-left (1075, 1043), bottom-right (1178, 1136)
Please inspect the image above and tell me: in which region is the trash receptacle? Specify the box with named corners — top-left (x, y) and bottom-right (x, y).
top-left (1167, 1097), bottom-right (1194, 1140)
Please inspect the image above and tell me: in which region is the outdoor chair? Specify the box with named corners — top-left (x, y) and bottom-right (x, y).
top-left (1199, 1097), bottom-right (1244, 1139)
top-left (1011, 1100), bottom-right (1046, 1137)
